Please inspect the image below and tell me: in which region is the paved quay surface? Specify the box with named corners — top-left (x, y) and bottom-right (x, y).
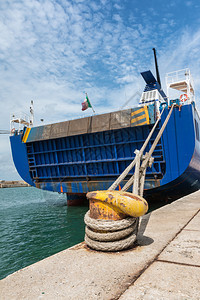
top-left (0, 190), bottom-right (200, 300)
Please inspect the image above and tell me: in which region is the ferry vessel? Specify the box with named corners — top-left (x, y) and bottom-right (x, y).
top-left (10, 59), bottom-right (200, 204)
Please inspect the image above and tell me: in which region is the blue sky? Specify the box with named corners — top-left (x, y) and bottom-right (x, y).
top-left (1, 0), bottom-right (200, 179)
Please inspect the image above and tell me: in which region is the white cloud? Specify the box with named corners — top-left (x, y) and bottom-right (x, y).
top-left (1, 0), bottom-right (200, 179)
top-left (185, 1), bottom-right (193, 6)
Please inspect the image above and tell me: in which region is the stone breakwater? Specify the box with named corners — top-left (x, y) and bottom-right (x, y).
top-left (0, 180), bottom-right (30, 188)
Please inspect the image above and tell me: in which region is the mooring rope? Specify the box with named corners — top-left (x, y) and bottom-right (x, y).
top-left (84, 211), bottom-right (139, 251)
top-left (84, 211), bottom-right (137, 231)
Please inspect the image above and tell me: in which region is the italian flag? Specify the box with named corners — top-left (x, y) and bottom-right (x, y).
top-left (82, 94), bottom-right (92, 111)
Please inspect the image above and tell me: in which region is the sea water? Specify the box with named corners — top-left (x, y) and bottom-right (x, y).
top-left (0, 186), bottom-right (168, 280)
top-left (0, 187), bottom-right (88, 280)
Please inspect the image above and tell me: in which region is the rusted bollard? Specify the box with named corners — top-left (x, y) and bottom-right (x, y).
top-left (84, 190), bottom-right (148, 252)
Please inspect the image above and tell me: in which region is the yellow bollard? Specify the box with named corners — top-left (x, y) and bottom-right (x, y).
top-left (84, 190), bottom-right (148, 251)
top-left (89, 199), bottom-right (127, 220)
top-left (87, 190), bottom-right (148, 218)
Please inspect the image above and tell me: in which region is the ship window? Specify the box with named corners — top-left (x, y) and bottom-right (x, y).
top-left (195, 119), bottom-right (200, 141)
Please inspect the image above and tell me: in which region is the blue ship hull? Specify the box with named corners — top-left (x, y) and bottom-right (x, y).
top-left (10, 103), bottom-right (200, 202)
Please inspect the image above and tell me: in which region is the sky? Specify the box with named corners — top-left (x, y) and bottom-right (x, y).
top-left (1, 0), bottom-right (200, 180)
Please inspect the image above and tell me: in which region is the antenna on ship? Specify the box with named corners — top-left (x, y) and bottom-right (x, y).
top-left (30, 100), bottom-right (34, 126)
top-left (152, 48), bottom-right (161, 88)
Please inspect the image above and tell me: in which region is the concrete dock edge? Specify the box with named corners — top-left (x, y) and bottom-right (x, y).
top-left (0, 190), bottom-right (200, 300)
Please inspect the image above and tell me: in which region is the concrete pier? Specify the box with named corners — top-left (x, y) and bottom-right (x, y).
top-left (0, 190), bottom-right (200, 299)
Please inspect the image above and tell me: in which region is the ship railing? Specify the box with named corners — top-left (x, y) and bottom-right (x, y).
top-left (139, 89), bottom-right (167, 106)
top-left (165, 68), bottom-right (195, 105)
top-left (165, 68), bottom-right (192, 85)
top-left (10, 112), bottom-right (30, 135)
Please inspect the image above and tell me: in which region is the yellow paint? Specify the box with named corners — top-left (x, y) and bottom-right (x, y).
top-left (22, 128), bottom-right (31, 143)
top-left (89, 199), bottom-right (126, 220)
top-left (87, 190), bottom-right (148, 218)
top-left (131, 107), bottom-right (144, 116)
top-left (131, 114), bottom-right (146, 123)
top-left (144, 106), bottom-right (150, 124)
top-left (131, 106), bottom-right (150, 126)
top-left (135, 120), bottom-right (148, 126)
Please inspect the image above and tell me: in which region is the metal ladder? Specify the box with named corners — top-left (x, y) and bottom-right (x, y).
top-left (108, 104), bottom-right (174, 197)
top-left (26, 144), bottom-right (37, 178)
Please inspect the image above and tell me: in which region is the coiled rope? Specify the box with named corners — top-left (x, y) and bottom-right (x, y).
top-left (84, 211), bottom-right (139, 251)
top-left (84, 190), bottom-right (148, 252)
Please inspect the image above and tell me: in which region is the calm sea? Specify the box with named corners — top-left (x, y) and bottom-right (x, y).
top-left (0, 187), bottom-right (88, 280)
top-left (0, 186), bottom-right (168, 280)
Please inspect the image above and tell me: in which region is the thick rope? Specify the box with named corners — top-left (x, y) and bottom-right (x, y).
top-left (85, 222), bottom-right (137, 242)
top-left (84, 211), bottom-right (136, 231)
top-left (84, 211), bottom-right (139, 251)
top-left (85, 231), bottom-right (137, 252)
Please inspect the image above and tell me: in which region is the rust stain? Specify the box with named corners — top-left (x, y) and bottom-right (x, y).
top-left (67, 183), bottom-right (72, 193)
top-left (35, 181), bottom-right (41, 189)
top-left (123, 192), bottom-right (142, 201)
top-left (89, 199), bottom-right (126, 220)
top-left (83, 243), bottom-right (99, 252)
top-left (87, 192), bottom-right (97, 199)
top-left (69, 242), bottom-right (85, 250)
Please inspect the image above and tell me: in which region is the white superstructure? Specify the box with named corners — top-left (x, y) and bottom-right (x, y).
top-left (165, 68), bottom-right (195, 105)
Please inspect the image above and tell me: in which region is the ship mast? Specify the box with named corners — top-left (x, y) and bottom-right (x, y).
top-left (30, 100), bottom-right (34, 126)
top-left (152, 48), bottom-right (161, 88)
